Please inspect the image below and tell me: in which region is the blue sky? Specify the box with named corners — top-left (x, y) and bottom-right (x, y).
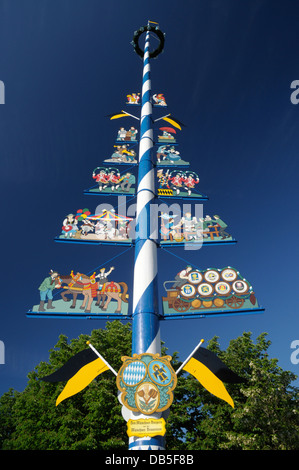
top-left (1, 0), bottom-right (299, 397)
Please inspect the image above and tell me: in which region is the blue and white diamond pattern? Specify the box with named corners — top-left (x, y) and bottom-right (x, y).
top-left (122, 361), bottom-right (147, 386)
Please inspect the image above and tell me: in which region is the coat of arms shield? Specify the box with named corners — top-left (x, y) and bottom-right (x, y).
top-left (116, 353), bottom-right (177, 415)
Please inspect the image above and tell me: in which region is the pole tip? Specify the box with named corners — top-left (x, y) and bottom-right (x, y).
top-left (86, 341), bottom-right (90, 345)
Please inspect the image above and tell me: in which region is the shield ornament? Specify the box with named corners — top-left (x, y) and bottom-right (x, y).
top-left (117, 353), bottom-right (177, 415)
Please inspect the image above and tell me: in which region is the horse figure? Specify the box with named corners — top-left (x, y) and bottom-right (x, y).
top-left (58, 271), bottom-right (97, 313)
top-left (97, 281), bottom-right (129, 313)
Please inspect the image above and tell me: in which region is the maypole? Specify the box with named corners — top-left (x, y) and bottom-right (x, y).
top-left (130, 21), bottom-right (164, 451)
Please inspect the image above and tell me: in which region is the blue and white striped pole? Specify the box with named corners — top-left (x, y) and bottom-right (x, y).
top-left (129, 24), bottom-right (164, 451)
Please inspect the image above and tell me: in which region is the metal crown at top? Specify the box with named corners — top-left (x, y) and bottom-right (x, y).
top-left (132, 23), bottom-right (165, 58)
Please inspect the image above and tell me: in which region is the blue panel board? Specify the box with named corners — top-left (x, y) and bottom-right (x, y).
top-left (161, 307), bottom-right (265, 321)
top-left (27, 311), bottom-right (132, 320)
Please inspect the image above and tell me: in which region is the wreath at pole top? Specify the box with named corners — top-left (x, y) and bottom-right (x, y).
top-left (132, 25), bottom-right (165, 58)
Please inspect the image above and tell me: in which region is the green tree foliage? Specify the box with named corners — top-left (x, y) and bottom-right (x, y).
top-left (0, 323), bottom-right (298, 450)
top-left (167, 332), bottom-right (299, 450)
top-left (0, 321), bottom-right (132, 450)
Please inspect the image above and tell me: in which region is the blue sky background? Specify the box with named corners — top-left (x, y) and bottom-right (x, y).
top-left (0, 0), bottom-right (299, 397)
